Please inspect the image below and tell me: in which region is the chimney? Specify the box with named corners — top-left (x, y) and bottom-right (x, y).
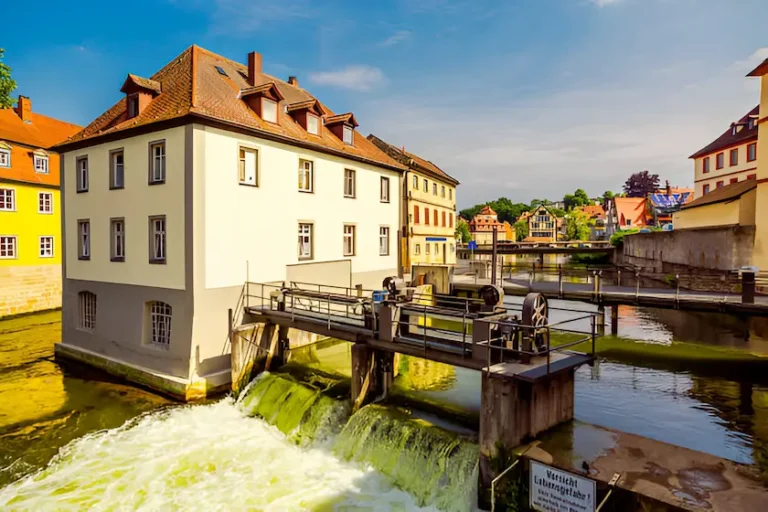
top-left (15, 95), bottom-right (31, 120)
top-left (247, 51), bottom-right (262, 86)
top-left (288, 76), bottom-right (298, 86)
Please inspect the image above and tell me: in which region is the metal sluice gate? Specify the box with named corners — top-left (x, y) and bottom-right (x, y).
top-left (243, 277), bottom-right (598, 377)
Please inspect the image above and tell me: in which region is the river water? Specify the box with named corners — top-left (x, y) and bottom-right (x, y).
top-left (1, 298), bottom-right (767, 510)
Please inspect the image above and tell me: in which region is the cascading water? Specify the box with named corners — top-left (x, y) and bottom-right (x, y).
top-left (0, 371), bottom-right (480, 511)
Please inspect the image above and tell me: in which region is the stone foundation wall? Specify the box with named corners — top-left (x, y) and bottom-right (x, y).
top-left (0, 264), bottom-right (62, 318)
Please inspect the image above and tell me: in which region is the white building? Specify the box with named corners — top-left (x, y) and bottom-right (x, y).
top-left (53, 46), bottom-right (406, 400)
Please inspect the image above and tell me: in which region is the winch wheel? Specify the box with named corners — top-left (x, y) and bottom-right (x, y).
top-left (382, 276), bottom-right (398, 296)
top-left (522, 292), bottom-right (549, 350)
top-left (479, 285), bottom-right (501, 307)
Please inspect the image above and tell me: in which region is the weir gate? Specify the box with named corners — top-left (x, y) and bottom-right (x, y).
top-left (229, 278), bottom-right (599, 506)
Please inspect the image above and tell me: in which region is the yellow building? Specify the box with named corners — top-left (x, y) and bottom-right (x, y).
top-left (689, 106), bottom-right (758, 197)
top-left (368, 135), bottom-right (459, 270)
top-left (0, 95), bottom-right (81, 317)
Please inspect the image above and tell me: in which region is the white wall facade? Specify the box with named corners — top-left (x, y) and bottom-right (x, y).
top-left (196, 125), bottom-right (401, 291)
top-left (63, 126), bottom-right (186, 290)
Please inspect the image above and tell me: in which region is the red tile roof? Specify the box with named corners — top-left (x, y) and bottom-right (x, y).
top-left (577, 204), bottom-right (606, 220)
top-left (682, 179), bottom-right (756, 210)
top-left (689, 106), bottom-right (758, 159)
top-left (367, 134), bottom-right (460, 185)
top-left (0, 104), bottom-right (81, 149)
top-left (54, 45), bottom-right (405, 172)
top-left (0, 99), bottom-right (81, 188)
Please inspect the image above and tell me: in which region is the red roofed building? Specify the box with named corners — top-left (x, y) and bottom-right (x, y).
top-left (469, 205), bottom-right (508, 244)
top-left (52, 45), bottom-right (407, 400)
top-left (606, 197), bottom-right (648, 236)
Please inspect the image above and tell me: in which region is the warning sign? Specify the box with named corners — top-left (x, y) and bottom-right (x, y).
top-left (529, 461), bottom-right (596, 512)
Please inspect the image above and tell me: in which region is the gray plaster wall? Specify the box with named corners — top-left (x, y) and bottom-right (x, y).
top-left (620, 225), bottom-right (756, 272)
top-left (62, 279), bottom-right (194, 379)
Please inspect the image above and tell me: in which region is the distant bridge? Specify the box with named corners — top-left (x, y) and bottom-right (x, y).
top-left (458, 241), bottom-right (615, 256)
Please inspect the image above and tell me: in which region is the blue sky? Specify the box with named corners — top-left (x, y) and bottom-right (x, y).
top-left (4, 0), bottom-right (768, 207)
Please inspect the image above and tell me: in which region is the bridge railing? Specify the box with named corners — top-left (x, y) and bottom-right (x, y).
top-left (475, 310), bottom-right (598, 377)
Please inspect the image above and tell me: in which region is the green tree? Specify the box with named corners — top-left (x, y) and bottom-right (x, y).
top-left (564, 209), bottom-right (592, 241)
top-left (549, 207), bottom-right (566, 218)
top-left (459, 204), bottom-right (484, 220)
top-left (455, 218), bottom-right (471, 243)
top-left (0, 49), bottom-right (17, 109)
top-left (490, 197), bottom-right (529, 224)
top-left (563, 188), bottom-right (591, 211)
top-left (513, 218), bottom-right (528, 241)
top-left (602, 190), bottom-right (615, 202)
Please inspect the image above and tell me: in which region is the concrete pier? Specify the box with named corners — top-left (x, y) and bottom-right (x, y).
top-left (478, 369), bottom-right (576, 508)
top-left (351, 343), bottom-right (394, 410)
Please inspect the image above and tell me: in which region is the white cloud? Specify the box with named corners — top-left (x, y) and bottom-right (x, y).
top-left (378, 30), bottom-right (412, 47)
top-left (309, 66), bottom-right (386, 91)
top-left (360, 50), bottom-right (762, 206)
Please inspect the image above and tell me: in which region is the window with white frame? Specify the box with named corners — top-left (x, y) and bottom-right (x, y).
top-left (432, 183), bottom-right (437, 195)
top-left (38, 192), bottom-right (53, 214)
top-left (111, 150), bottom-right (125, 189)
top-left (76, 156), bottom-right (89, 192)
top-left (111, 219), bottom-right (125, 261)
top-left (298, 159), bottom-right (313, 192)
top-left (423, 179), bottom-right (428, 192)
top-left (426, 243), bottom-right (431, 255)
top-left (449, 188), bottom-right (453, 200)
top-left (344, 169), bottom-right (356, 198)
top-left (298, 223), bottom-right (313, 259)
top-left (149, 216), bottom-right (166, 263)
top-left (148, 301), bottom-right (172, 348)
top-left (343, 225), bottom-right (356, 256)
top-left (0, 188), bottom-right (15, 211)
top-left (343, 125), bottom-right (354, 145)
top-left (0, 236), bottom-right (17, 259)
top-left (414, 244), bottom-right (421, 255)
top-left (78, 291), bottom-right (97, 330)
top-left (149, 141), bottom-right (166, 184)
top-left (39, 236), bottom-right (54, 258)
top-left (441, 185), bottom-right (446, 198)
top-left (307, 114), bottom-right (320, 135)
top-left (0, 148), bottom-right (10, 167)
top-left (380, 177), bottom-right (390, 202)
top-left (34, 154), bottom-right (49, 174)
top-left (379, 227), bottom-right (390, 256)
top-left (412, 175), bottom-right (418, 189)
top-left (239, 147), bottom-right (259, 186)
top-left (262, 98), bottom-right (278, 123)
top-left (78, 220), bottom-right (90, 259)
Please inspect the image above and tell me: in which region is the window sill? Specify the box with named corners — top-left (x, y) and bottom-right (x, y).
top-left (149, 258), bottom-right (167, 265)
top-left (0, 256), bottom-right (18, 260)
top-left (111, 256), bottom-right (125, 262)
top-left (148, 180), bottom-right (166, 186)
top-left (343, 253), bottom-right (356, 258)
top-left (239, 182), bottom-right (259, 187)
top-left (39, 255), bottom-right (54, 259)
top-left (298, 256), bottom-right (314, 261)
top-left (76, 327), bottom-right (95, 333)
top-left (344, 195), bottom-right (356, 199)
top-left (380, 200), bottom-right (390, 204)
top-left (78, 256), bottom-right (90, 261)
top-left (37, 211), bottom-right (54, 215)
top-left (298, 189), bottom-right (314, 194)
top-left (110, 185), bottom-right (125, 191)
top-left (76, 189), bottom-right (89, 194)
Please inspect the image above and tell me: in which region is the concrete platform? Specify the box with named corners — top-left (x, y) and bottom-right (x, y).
top-left (525, 421), bottom-right (768, 511)
top-left (485, 351), bottom-right (594, 382)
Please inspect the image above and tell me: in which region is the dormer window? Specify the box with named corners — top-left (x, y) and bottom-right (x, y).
top-left (241, 82), bottom-right (284, 123)
top-left (120, 74), bottom-right (161, 119)
top-left (127, 94), bottom-right (139, 118)
top-left (307, 114), bottom-right (319, 135)
top-left (262, 98), bottom-right (277, 123)
top-left (324, 112), bottom-right (359, 145)
top-left (0, 142), bottom-right (10, 168)
top-left (33, 150), bottom-right (49, 174)
top-left (287, 99), bottom-right (324, 135)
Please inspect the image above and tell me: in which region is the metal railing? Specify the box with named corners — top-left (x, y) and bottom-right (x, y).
top-left (476, 310), bottom-right (598, 377)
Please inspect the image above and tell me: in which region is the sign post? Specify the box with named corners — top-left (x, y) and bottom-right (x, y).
top-left (529, 461), bottom-right (596, 512)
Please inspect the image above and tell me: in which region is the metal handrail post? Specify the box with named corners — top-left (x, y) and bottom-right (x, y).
top-left (327, 293), bottom-right (332, 330)
top-left (635, 272), bottom-right (640, 303)
top-left (591, 315), bottom-right (596, 357)
top-left (675, 274), bottom-right (680, 305)
top-left (423, 308), bottom-right (428, 355)
top-left (462, 314), bottom-right (467, 358)
top-left (558, 264), bottom-right (563, 298)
